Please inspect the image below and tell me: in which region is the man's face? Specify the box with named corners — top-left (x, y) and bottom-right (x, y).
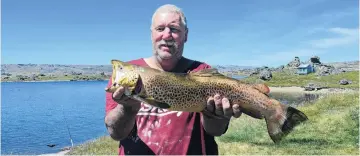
top-left (151, 12), bottom-right (188, 61)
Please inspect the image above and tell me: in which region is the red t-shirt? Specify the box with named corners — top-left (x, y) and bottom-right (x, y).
top-left (105, 58), bottom-right (221, 155)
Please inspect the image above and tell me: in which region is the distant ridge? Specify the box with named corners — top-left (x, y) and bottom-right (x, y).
top-left (1, 60), bottom-right (358, 77)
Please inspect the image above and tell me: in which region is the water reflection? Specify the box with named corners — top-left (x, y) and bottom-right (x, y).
top-left (269, 92), bottom-right (320, 107)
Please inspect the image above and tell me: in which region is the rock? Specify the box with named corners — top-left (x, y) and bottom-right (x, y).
top-left (71, 71), bottom-right (82, 75)
top-left (339, 79), bottom-right (352, 85)
top-left (277, 65), bottom-right (284, 70)
top-left (249, 68), bottom-right (260, 76)
top-left (30, 74), bottom-right (38, 81)
top-left (315, 63), bottom-right (348, 76)
top-left (327, 61), bottom-right (359, 72)
top-left (286, 56), bottom-right (301, 67)
top-left (331, 68), bottom-right (346, 75)
top-left (304, 83), bottom-right (323, 91)
top-left (259, 69), bottom-right (272, 81)
top-left (309, 56), bottom-right (321, 64)
top-left (61, 146), bottom-right (71, 151)
top-left (316, 64), bottom-right (335, 76)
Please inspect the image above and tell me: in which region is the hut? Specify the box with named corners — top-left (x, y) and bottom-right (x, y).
top-left (297, 64), bottom-right (314, 75)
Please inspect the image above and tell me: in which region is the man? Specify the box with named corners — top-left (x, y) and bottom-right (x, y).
top-left (104, 4), bottom-right (242, 155)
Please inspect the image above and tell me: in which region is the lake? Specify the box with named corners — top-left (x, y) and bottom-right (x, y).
top-left (1, 81), bottom-right (320, 155)
top-left (1, 81), bottom-right (110, 155)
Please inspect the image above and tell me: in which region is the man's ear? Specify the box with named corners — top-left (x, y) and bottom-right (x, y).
top-left (184, 28), bottom-right (188, 42)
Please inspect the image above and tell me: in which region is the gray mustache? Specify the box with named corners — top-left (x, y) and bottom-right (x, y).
top-left (157, 40), bottom-right (177, 47)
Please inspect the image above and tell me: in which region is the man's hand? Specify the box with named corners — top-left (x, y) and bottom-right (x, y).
top-left (205, 94), bottom-right (242, 119)
top-left (111, 86), bottom-right (141, 110)
top-left (105, 86), bottom-right (141, 140)
top-left (201, 94), bottom-right (242, 136)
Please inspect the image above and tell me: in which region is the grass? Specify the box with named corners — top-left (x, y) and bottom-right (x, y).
top-left (216, 92), bottom-right (359, 155)
top-left (66, 136), bottom-right (119, 155)
top-left (66, 92), bottom-right (359, 155)
top-left (241, 71), bottom-right (359, 89)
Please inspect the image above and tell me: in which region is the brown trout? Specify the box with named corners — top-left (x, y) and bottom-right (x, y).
top-left (105, 59), bottom-right (308, 143)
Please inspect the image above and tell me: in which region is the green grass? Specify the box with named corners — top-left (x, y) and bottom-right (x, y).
top-left (66, 136), bottom-right (119, 155)
top-left (66, 92), bottom-right (359, 155)
top-left (242, 71), bottom-right (359, 89)
top-left (216, 92), bottom-right (359, 155)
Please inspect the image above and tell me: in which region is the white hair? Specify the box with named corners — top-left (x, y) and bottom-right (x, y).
top-left (151, 4), bottom-right (188, 30)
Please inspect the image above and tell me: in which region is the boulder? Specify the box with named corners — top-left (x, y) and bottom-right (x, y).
top-left (304, 83), bottom-right (323, 91)
top-left (331, 68), bottom-right (346, 75)
top-left (249, 68), bottom-right (260, 76)
top-left (309, 56), bottom-right (321, 64)
top-left (316, 64), bottom-right (335, 76)
top-left (259, 68), bottom-right (272, 81)
top-left (339, 79), bottom-right (352, 85)
top-left (286, 56), bottom-right (301, 67)
top-left (274, 65), bottom-right (284, 72)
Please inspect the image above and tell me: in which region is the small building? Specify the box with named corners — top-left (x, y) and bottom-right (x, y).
top-left (297, 64), bottom-right (314, 75)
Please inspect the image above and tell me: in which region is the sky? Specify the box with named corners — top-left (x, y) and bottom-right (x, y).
top-left (2, 0), bottom-right (359, 67)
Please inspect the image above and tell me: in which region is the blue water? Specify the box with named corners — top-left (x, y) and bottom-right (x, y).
top-left (1, 81), bottom-right (110, 155)
top-left (231, 75), bottom-right (247, 80)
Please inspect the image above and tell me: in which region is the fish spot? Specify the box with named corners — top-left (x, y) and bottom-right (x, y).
top-left (166, 120), bottom-right (172, 125)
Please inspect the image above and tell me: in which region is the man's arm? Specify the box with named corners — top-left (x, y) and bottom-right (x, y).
top-left (104, 86), bottom-right (141, 141)
top-left (202, 94), bottom-right (242, 136)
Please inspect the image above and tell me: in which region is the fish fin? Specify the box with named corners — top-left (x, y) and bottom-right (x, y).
top-left (189, 68), bottom-right (225, 77)
top-left (252, 84), bottom-right (270, 95)
top-left (132, 95), bottom-right (171, 109)
top-left (265, 100), bottom-right (308, 143)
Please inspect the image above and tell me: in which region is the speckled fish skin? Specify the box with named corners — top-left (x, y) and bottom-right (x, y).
top-left (105, 59), bottom-right (308, 143)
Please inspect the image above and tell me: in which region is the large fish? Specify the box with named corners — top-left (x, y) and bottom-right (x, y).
top-left (105, 59), bottom-right (308, 143)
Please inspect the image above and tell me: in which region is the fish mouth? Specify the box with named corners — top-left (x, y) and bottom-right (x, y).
top-left (132, 76), bottom-right (143, 95)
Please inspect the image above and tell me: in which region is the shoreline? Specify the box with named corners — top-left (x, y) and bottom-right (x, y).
top-left (2, 80), bottom-right (357, 93)
top-left (1, 79), bottom-right (108, 83)
top-left (269, 86), bottom-right (358, 94)
top-left (40, 150), bottom-right (71, 156)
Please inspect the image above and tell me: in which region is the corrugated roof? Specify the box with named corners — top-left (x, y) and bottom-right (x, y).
top-left (298, 64), bottom-right (311, 68)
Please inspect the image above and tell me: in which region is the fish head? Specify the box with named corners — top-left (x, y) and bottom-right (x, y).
top-left (105, 59), bottom-right (141, 95)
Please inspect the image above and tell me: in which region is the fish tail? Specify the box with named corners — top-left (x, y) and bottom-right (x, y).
top-left (265, 102), bottom-right (308, 143)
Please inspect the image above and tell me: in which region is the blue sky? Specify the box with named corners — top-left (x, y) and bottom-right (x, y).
top-left (2, 0), bottom-right (359, 67)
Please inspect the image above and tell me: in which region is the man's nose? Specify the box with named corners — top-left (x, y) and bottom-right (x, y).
top-left (162, 27), bottom-right (173, 40)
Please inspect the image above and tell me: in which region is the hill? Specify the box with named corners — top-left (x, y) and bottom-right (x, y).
top-left (1, 58), bottom-right (358, 82)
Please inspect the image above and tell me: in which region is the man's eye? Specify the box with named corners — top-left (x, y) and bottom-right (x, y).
top-left (170, 27), bottom-right (180, 33)
top-left (156, 27), bottom-right (165, 31)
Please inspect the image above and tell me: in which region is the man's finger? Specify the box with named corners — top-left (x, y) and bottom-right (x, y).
top-left (214, 94), bottom-right (223, 116)
top-left (222, 97), bottom-right (232, 118)
top-left (206, 97), bottom-right (215, 113)
top-left (112, 86), bottom-right (125, 100)
top-left (232, 104), bottom-right (242, 118)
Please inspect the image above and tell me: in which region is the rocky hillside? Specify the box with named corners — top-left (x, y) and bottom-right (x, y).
top-left (237, 56), bottom-right (359, 77)
top-left (1, 64), bottom-right (113, 82)
top-left (1, 56), bottom-right (358, 82)
top-left (1, 64), bottom-right (112, 76)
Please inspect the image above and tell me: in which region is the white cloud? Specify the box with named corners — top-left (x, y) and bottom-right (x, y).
top-left (309, 27), bottom-right (359, 48)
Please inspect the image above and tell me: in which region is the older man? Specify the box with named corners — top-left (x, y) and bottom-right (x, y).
top-left (104, 4), bottom-right (242, 155)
